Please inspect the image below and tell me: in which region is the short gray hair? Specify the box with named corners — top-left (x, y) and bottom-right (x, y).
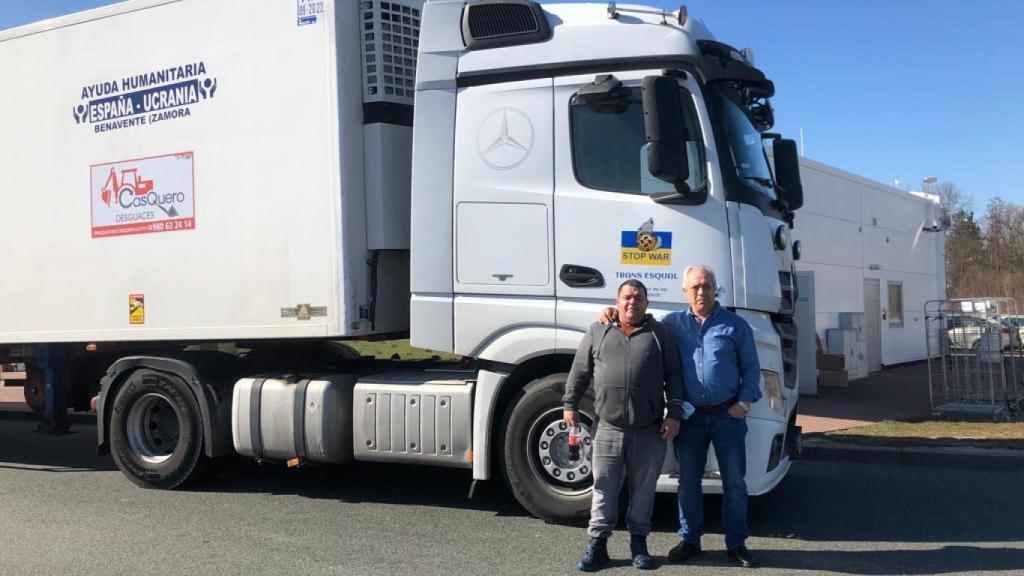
top-left (683, 265), bottom-right (718, 291)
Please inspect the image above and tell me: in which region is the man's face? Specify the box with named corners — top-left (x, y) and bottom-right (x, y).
top-left (616, 285), bottom-right (648, 325)
top-left (684, 269), bottom-right (716, 317)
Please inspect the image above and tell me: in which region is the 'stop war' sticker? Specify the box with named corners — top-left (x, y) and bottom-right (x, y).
top-left (620, 218), bottom-right (672, 266)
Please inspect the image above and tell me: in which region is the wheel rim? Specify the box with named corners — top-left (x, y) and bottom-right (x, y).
top-left (23, 371), bottom-right (46, 413)
top-left (525, 407), bottom-right (594, 495)
top-left (126, 393), bottom-right (181, 464)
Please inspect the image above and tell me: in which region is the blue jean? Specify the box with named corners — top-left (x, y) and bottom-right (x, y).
top-left (674, 410), bottom-right (748, 550)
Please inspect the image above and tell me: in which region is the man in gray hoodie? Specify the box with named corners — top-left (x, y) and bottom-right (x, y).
top-left (563, 279), bottom-right (685, 571)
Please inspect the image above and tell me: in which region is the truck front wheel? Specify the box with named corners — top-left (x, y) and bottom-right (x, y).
top-left (500, 373), bottom-right (596, 525)
top-left (109, 369), bottom-right (204, 489)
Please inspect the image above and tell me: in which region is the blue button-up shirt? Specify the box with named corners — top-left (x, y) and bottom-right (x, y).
top-left (661, 303), bottom-right (762, 407)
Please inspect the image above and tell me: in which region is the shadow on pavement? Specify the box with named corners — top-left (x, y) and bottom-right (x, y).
top-left (191, 458), bottom-right (531, 519)
top-left (744, 459), bottom-right (1024, 544)
top-left (642, 458), bottom-right (1024, 550)
top-left (0, 418), bottom-right (117, 472)
top-left (753, 545), bottom-right (1024, 574)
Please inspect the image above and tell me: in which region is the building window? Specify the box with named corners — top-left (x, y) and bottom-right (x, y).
top-left (888, 281), bottom-right (903, 327)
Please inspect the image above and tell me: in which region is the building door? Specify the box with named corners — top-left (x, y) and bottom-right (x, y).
top-left (863, 278), bottom-right (882, 371)
top-left (795, 271), bottom-right (817, 395)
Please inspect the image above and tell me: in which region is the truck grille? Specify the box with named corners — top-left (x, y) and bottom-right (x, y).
top-left (778, 270), bottom-right (794, 315)
top-left (773, 315), bottom-right (798, 390)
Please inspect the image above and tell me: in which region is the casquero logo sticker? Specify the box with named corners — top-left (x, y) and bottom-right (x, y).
top-left (620, 218), bottom-right (672, 266)
top-left (72, 61), bottom-right (217, 134)
top-left (90, 152), bottom-right (196, 238)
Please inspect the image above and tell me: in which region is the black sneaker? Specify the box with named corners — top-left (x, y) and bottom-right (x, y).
top-left (727, 545), bottom-right (756, 568)
top-left (577, 537), bottom-right (610, 572)
top-left (666, 540), bottom-right (701, 563)
top-left (629, 534), bottom-right (654, 570)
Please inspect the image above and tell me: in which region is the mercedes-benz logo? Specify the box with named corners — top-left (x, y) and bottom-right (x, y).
top-left (477, 107), bottom-right (534, 170)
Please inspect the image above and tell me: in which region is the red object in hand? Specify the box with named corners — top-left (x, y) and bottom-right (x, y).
top-left (568, 425), bottom-right (581, 462)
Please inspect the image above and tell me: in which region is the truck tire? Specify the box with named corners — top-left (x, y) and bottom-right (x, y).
top-left (109, 369), bottom-right (205, 489)
top-left (500, 373), bottom-right (597, 525)
top-left (23, 369), bottom-right (45, 413)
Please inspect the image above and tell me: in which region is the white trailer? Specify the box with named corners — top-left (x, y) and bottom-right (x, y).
top-left (0, 0), bottom-right (805, 523)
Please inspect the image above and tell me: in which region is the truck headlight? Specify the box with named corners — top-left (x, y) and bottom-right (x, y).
top-left (761, 370), bottom-right (786, 418)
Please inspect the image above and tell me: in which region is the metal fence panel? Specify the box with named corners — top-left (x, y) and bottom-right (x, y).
top-left (925, 298), bottom-right (1023, 420)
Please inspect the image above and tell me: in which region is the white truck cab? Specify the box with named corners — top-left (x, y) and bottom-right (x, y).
top-left (408, 1), bottom-right (804, 520)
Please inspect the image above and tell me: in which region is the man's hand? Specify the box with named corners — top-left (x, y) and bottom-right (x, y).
top-left (597, 307), bottom-right (618, 325)
top-left (660, 417), bottom-right (680, 440)
top-left (727, 403), bottom-right (748, 420)
top-left (563, 409), bottom-right (579, 427)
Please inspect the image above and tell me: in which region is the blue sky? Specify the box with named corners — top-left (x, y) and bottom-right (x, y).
top-left (2, 0), bottom-right (1020, 213)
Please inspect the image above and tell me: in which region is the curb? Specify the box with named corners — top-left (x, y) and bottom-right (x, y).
top-left (802, 437), bottom-right (1024, 470)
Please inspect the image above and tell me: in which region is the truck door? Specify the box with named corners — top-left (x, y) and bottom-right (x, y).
top-left (451, 78), bottom-right (555, 355)
top-left (553, 71), bottom-right (732, 333)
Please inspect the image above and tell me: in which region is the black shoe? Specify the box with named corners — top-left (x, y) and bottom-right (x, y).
top-left (629, 534), bottom-right (655, 570)
top-left (666, 540), bottom-right (701, 563)
top-left (577, 537), bottom-right (610, 572)
top-left (727, 545), bottom-right (755, 568)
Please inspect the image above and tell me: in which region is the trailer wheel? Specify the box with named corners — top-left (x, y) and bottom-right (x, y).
top-left (109, 369), bottom-right (204, 489)
top-left (500, 373), bottom-right (597, 525)
top-left (23, 369), bottom-right (45, 413)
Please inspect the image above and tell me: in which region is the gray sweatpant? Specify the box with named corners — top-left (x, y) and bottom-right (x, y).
top-left (588, 423), bottom-right (666, 539)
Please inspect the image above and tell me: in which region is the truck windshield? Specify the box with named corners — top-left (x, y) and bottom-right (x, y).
top-left (715, 83), bottom-right (776, 199)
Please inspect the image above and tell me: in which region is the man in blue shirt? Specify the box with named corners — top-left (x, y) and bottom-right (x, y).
top-left (664, 265), bottom-right (760, 569)
top-left (599, 265), bottom-right (761, 568)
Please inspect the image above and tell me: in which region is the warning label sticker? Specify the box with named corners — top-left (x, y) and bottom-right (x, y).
top-left (129, 294), bottom-right (145, 325)
top-left (90, 152), bottom-right (195, 238)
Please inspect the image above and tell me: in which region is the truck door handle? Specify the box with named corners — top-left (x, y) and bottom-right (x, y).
top-left (559, 264), bottom-right (604, 288)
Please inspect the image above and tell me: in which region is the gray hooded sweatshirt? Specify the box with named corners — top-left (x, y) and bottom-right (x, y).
top-left (562, 316), bottom-right (685, 428)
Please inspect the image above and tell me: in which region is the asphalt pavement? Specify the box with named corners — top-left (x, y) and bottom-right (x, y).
top-left (1, 419), bottom-right (1022, 576)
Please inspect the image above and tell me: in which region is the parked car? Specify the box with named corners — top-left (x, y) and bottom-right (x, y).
top-left (1000, 315), bottom-right (1024, 344)
top-left (945, 315), bottom-right (1021, 352)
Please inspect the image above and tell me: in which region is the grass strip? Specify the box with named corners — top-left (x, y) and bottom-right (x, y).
top-left (824, 416), bottom-right (1024, 450)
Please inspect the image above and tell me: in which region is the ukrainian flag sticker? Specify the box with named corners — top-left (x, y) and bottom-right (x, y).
top-left (620, 219), bottom-right (672, 266)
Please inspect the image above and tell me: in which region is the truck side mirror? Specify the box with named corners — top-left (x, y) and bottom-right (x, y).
top-left (772, 138), bottom-right (803, 211)
top-left (642, 76), bottom-right (689, 194)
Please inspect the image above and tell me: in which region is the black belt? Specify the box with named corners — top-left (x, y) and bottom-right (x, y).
top-left (694, 396), bottom-right (738, 414)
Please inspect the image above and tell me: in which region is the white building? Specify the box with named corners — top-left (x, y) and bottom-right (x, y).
top-left (792, 156), bottom-right (946, 377)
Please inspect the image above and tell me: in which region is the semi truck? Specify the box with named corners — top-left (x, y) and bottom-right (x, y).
top-left (0, 0), bottom-right (804, 523)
